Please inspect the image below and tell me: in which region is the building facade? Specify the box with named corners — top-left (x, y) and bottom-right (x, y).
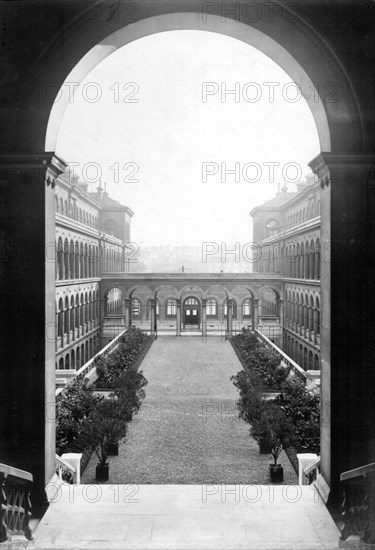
top-left (55, 175), bottom-right (133, 376)
top-left (251, 176), bottom-right (321, 371)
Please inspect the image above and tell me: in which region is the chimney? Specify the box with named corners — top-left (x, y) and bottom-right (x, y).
top-left (96, 183), bottom-right (104, 200)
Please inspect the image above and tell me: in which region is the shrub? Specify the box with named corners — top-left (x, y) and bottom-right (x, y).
top-left (276, 378), bottom-right (320, 454)
top-left (230, 329), bottom-right (320, 457)
top-left (231, 328), bottom-right (290, 389)
top-left (79, 399), bottom-right (127, 465)
top-left (95, 327), bottom-right (152, 388)
top-left (111, 369), bottom-right (148, 420)
top-left (251, 403), bottom-right (295, 464)
top-left (231, 371), bottom-right (266, 424)
top-left (56, 379), bottom-right (104, 455)
top-left (56, 327), bottom-right (151, 458)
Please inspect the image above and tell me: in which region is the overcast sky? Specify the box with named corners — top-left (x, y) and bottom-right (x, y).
top-left (56, 30), bottom-right (320, 247)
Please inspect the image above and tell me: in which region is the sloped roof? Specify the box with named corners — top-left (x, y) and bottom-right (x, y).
top-left (250, 191), bottom-right (297, 214)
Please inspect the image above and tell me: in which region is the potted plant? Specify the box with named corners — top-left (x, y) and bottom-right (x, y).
top-left (251, 404), bottom-right (294, 482)
top-left (79, 400), bottom-right (126, 481)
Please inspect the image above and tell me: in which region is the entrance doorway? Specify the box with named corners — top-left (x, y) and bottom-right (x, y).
top-left (183, 297), bottom-right (200, 328)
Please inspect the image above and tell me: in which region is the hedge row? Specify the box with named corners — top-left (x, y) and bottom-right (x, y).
top-left (230, 328), bottom-right (320, 464)
top-left (56, 328), bottom-right (153, 473)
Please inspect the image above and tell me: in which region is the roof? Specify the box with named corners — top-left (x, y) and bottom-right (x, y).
top-left (250, 191), bottom-right (297, 215)
top-left (87, 192), bottom-right (134, 215)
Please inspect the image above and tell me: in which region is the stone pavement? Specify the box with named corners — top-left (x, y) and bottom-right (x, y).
top-left (82, 336), bottom-right (297, 484)
top-left (32, 484), bottom-right (340, 549)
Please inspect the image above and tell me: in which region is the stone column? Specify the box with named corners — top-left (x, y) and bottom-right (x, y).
top-left (251, 299), bottom-right (259, 330)
top-left (125, 298), bottom-right (132, 327)
top-left (0, 153), bottom-right (66, 510)
top-left (309, 153), bottom-right (375, 503)
top-left (202, 298), bottom-right (207, 338)
top-left (150, 298), bottom-right (156, 334)
top-left (176, 299), bottom-right (181, 336)
top-left (226, 299), bottom-right (233, 335)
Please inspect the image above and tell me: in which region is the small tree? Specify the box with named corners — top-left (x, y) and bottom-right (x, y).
top-left (79, 399), bottom-right (127, 465)
top-left (251, 404), bottom-right (294, 465)
top-left (231, 371), bottom-right (266, 424)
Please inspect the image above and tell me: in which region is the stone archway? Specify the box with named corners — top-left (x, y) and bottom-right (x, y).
top-left (1, 1), bottom-right (374, 509)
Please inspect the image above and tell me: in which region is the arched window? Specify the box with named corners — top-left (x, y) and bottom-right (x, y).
top-left (74, 295), bottom-right (79, 329)
top-left (70, 296), bottom-right (75, 336)
top-left (64, 297), bottom-right (69, 335)
top-left (265, 219), bottom-right (280, 238)
top-left (74, 241), bottom-right (79, 278)
top-left (242, 298), bottom-right (251, 318)
top-left (314, 296), bottom-right (320, 334)
top-left (206, 298), bottom-right (218, 317)
top-left (79, 243), bottom-right (84, 278)
top-left (309, 351), bottom-right (313, 370)
top-left (69, 240), bottom-right (74, 279)
top-left (309, 240), bottom-right (315, 279)
top-left (84, 244), bottom-right (88, 278)
top-left (80, 294), bottom-right (84, 327)
top-left (315, 239), bottom-right (321, 279)
top-left (304, 242), bottom-right (309, 279)
top-left (300, 243), bottom-right (304, 278)
top-left (303, 294), bottom-right (308, 328)
top-left (63, 239), bottom-right (69, 279)
top-left (70, 349), bottom-right (75, 370)
top-left (84, 292), bottom-right (89, 326)
top-left (56, 238), bottom-right (63, 280)
top-left (58, 358), bottom-right (64, 370)
top-left (314, 354), bottom-right (320, 370)
top-left (296, 244), bottom-right (301, 278)
top-left (65, 354), bottom-right (70, 369)
top-left (309, 295), bottom-right (314, 332)
top-left (132, 298), bottom-right (141, 319)
top-left (166, 298), bottom-right (177, 317)
top-left (57, 298), bottom-right (63, 338)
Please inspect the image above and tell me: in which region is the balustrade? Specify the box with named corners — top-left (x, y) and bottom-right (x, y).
top-left (0, 463), bottom-right (33, 543)
top-left (55, 454), bottom-right (81, 484)
top-left (255, 329), bottom-right (306, 379)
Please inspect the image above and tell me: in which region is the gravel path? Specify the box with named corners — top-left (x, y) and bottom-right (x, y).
top-left (82, 337), bottom-right (297, 484)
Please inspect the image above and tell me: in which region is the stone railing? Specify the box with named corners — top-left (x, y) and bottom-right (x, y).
top-left (55, 454), bottom-right (81, 485)
top-left (255, 329), bottom-right (307, 380)
top-left (297, 455), bottom-right (330, 504)
top-left (340, 462), bottom-right (375, 546)
top-left (0, 462), bottom-right (33, 543)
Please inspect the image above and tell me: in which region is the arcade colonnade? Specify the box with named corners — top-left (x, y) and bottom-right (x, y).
top-left (100, 277), bottom-right (285, 335)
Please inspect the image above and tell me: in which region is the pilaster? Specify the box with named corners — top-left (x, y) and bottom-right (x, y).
top-left (309, 153), bottom-right (375, 503)
top-left (0, 153), bottom-right (66, 510)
